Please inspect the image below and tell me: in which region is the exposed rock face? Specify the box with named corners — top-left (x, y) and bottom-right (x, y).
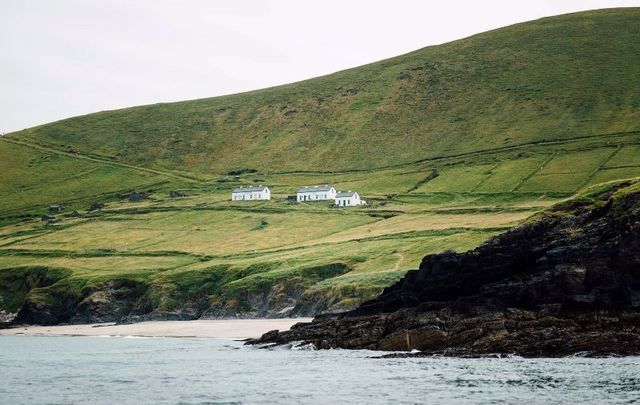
top-left (248, 183), bottom-right (640, 356)
top-left (202, 281), bottom-right (305, 319)
top-left (0, 310), bottom-right (17, 327)
top-left (2, 263), bottom-right (350, 326)
top-left (202, 263), bottom-right (354, 319)
top-left (0, 266), bottom-right (71, 327)
top-left (256, 310), bottom-right (640, 356)
top-left (10, 277), bottom-right (202, 326)
top-left (70, 279), bottom-right (152, 324)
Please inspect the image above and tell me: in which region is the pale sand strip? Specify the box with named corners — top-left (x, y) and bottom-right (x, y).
top-left (0, 318), bottom-right (313, 339)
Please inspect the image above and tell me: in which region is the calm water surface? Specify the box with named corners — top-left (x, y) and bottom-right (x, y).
top-left (1, 336), bottom-right (638, 404)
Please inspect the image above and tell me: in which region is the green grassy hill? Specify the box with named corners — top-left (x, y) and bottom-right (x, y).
top-left (7, 8), bottom-right (640, 175)
top-left (2, 8), bottom-right (640, 323)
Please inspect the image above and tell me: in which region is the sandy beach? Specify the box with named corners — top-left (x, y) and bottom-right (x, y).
top-left (0, 318), bottom-right (313, 339)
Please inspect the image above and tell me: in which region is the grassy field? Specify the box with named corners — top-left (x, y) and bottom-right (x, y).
top-left (1, 134), bottom-right (639, 316)
top-left (0, 189), bottom-right (518, 314)
top-left (3, 139), bottom-right (639, 315)
top-left (2, 9), bottom-right (640, 318)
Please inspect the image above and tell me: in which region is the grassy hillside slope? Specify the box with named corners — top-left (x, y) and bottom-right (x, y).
top-left (7, 8), bottom-right (640, 175)
top-left (2, 9), bottom-right (640, 322)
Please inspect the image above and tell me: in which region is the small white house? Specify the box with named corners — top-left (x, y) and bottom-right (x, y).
top-left (232, 185), bottom-right (271, 201)
top-left (335, 191), bottom-right (366, 207)
top-left (297, 185), bottom-right (336, 202)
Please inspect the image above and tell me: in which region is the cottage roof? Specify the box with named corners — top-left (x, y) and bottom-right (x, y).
top-left (336, 191), bottom-right (358, 198)
top-left (297, 184), bottom-right (334, 193)
top-left (232, 185), bottom-right (269, 193)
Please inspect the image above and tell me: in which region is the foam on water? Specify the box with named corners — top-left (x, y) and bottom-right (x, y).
top-left (1, 335), bottom-right (639, 404)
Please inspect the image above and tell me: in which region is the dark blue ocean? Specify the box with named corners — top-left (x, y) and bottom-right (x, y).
top-left (1, 336), bottom-right (638, 404)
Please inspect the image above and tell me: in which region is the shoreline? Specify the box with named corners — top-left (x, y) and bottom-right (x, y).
top-left (0, 318), bottom-right (313, 339)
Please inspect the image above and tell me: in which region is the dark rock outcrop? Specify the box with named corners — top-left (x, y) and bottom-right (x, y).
top-left (9, 277), bottom-right (198, 326)
top-left (248, 182), bottom-right (640, 356)
top-left (0, 310), bottom-right (17, 327)
top-left (70, 279), bottom-right (152, 324)
top-left (203, 262), bottom-right (354, 319)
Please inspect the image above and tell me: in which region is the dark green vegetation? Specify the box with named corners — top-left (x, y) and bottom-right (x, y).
top-left (2, 9), bottom-right (640, 324)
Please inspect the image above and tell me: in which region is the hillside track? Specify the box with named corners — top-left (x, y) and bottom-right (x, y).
top-left (1, 137), bottom-right (200, 183)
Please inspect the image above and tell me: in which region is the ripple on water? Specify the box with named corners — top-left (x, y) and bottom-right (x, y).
top-left (0, 336), bottom-right (639, 404)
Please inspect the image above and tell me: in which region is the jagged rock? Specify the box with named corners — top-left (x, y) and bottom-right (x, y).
top-left (11, 278), bottom-right (154, 326)
top-left (70, 210), bottom-right (81, 217)
top-left (48, 204), bottom-right (63, 213)
top-left (70, 279), bottom-right (152, 323)
top-left (202, 263), bottom-right (352, 319)
top-left (0, 310), bottom-right (17, 328)
top-left (248, 182), bottom-right (640, 356)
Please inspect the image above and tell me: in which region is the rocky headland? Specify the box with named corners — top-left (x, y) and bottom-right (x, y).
top-left (248, 180), bottom-right (640, 356)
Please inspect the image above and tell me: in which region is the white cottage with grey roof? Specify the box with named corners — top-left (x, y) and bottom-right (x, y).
top-left (296, 185), bottom-right (336, 202)
top-left (335, 191), bottom-right (366, 207)
top-left (232, 185), bottom-right (271, 201)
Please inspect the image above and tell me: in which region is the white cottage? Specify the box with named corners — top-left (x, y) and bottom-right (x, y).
top-left (231, 185), bottom-right (271, 201)
top-left (335, 191), bottom-right (366, 207)
top-left (297, 185), bottom-right (336, 202)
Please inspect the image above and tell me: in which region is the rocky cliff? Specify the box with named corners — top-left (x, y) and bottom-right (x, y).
top-left (248, 180), bottom-right (640, 356)
top-left (0, 263), bottom-right (350, 328)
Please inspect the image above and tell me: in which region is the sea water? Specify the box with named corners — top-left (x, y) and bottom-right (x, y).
top-left (0, 336), bottom-right (638, 404)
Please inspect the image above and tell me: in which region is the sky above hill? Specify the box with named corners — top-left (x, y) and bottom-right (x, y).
top-left (1, 0), bottom-right (637, 133)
